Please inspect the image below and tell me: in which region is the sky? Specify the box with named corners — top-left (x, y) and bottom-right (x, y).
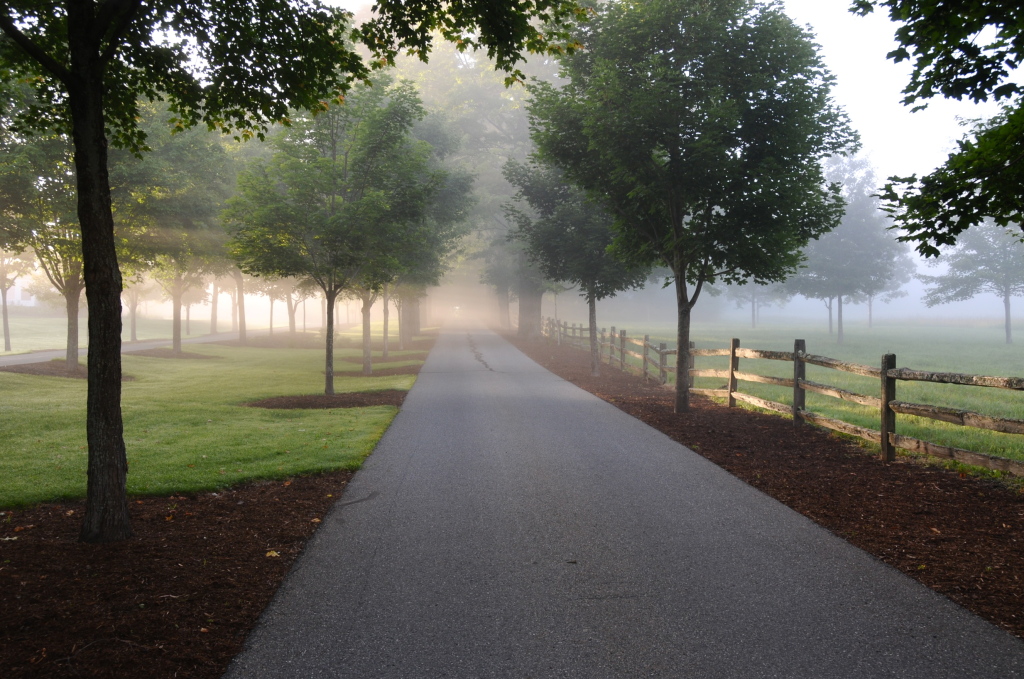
top-left (782, 1), bottom-right (1005, 183)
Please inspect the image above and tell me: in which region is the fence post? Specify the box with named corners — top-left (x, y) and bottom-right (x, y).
top-left (619, 329), bottom-right (627, 371)
top-left (687, 341), bottom-right (695, 388)
top-left (728, 338), bottom-right (739, 407)
top-left (793, 339), bottom-right (806, 426)
top-left (880, 353), bottom-right (896, 462)
top-left (642, 334), bottom-right (650, 381)
top-left (609, 326), bottom-right (616, 364)
top-left (659, 343), bottom-right (668, 384)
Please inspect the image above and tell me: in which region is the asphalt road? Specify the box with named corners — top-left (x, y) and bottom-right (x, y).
top-left (225, 328), bottom-right (1024, 678)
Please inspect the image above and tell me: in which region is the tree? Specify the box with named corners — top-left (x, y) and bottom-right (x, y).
top-left (0, 0), bottom-right (579, 543)
top-left (785, 157), bottom-right (915, 343)
top-left (227, 78), bottom-right (438, 390)
top-left (852, 1), bottom-right (1024, 255)
top-left (504, 158), bottom-right (649, 375)
top-left (0, 247), bottom-right (33, 351)
top-left (529, 0), bottom-right (855, 410)
top-left (920, 221), bottom-right (1024, 344)
top-left (0, 130), bottom-right (87, 369)
top-left (725, 280), bottom-right (790, 329)
top-left (121, 274), bottom-right (160, 342)
top-left (111, 107), bottom-right (234, 354)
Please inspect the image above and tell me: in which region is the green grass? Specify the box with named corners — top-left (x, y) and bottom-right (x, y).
top-left (0, 312), bottom-right (215, 355)
top-left (0, 343), bottom-right (418, 508)
top-left (573, 319), bottom-right (1024, 462)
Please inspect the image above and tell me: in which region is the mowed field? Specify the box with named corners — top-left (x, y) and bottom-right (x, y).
top-left (565, 318), bottom-right (1024, 463)
top-left (0, 336), bottom-right (418, 508)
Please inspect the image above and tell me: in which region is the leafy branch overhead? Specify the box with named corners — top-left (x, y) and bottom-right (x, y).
top-left (851, 1), bottom-right (1024, 254)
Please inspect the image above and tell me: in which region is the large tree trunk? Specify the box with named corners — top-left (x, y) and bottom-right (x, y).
top-left (69, 60), bottom-right (130, 543)
top-left (185, 305), bottom-right (191, 336)
top-left (128, 295), bottom-right (138, 342)
top-left (232, 270), bottom-right (247, 345)
top-left (674, 277), bottom-right (693, 413)
top-left (171, 283), bottom-right (183, 354)
top-left (382, 284), bottom-right (390, 360)
top-left (837, 295), bottom-right (844, 346)
top-left (517, 281), bottom-right (544, 339)
top-left (210, 281), bottom-right (218, 334)
top-left (324, 288), bottom-right (338, 394)
top-left (361, 289), bottom-right (375, 375)
top-left (867, 295), bottom-right (874, 329)
top-left (2, 285), bottom-right (11, 352)
top-left (588, 292), bottom-right (599, 377)
top-left (230, 288), bottom-right (238, 332)
top-left (410, 297), bottom-right (421, 336)
top-left (64, 288), bottom-right (81, 372)
top-left (394, 296), bottom-right (405, 351)
top-left (286, 293), bottom-right (297, 335)
top-left (496, 284), bottom-right (510, 330)
top-left (826, 297), bottom-right (834, 335)
top-left (1005, 293), bottom-right (1013, 345)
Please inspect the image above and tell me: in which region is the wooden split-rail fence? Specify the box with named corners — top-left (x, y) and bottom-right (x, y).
top-left (543, 317), bottom-right (1024, 477)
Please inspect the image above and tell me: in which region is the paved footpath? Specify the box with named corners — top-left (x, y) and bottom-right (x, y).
top-left (225, 328), bottom-right (1024, 678)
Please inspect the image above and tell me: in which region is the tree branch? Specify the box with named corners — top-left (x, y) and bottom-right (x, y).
top-left (97, 0), bottom-right (145, 63)
top-left (0, 6), bottom-right (72, 83)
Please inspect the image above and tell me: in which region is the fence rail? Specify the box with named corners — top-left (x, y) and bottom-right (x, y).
top-left (541, 316), bottom-right (1024, 477)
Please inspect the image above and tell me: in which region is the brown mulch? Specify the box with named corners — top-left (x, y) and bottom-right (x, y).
top-left (246, 390), bottom-right (407, 409)
top-left (0, 472), bottom-right (354, 679)
top-left (508, 335), bottom-right (1024, 640)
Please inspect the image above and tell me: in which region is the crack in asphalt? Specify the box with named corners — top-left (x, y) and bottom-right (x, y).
top-left (466, 334), bottom-right (495, 372)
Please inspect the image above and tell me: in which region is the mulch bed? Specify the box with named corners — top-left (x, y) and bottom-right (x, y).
top-left (246, 390), bottom-right (407, 409)
top-left (0, 362), bottom-right (88, 379)
top-left (508, 335), bottom-right (1024, 640)
top-left (0, 472), bottom-right (354, 679)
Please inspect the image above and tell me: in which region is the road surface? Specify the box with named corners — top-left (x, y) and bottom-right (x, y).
top-left (225, 328), bottom-right (1024, 678)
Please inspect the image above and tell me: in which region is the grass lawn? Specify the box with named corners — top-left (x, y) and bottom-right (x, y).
top-left (0, 343), bottom-right (420, 508)
top-left (566, 318), bottom-right (1024, 462)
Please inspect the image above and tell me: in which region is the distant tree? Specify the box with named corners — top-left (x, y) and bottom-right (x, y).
top-left (852, 1), bottom-right (1024, 255)
top-left (529, 0), bottom-right (855, 410)
top-left (227, 78), bottom-right (441, 390)
top-left (0, 248), bottom-right (33, 351)
top-left (786, 158), bottom-right (916, 343)
top-left (504, 158), bottom-right (649, 375)
top-left (0, 132), bottom-right (86, 369)
top-left (112, 107), bottom-right (234, 355)
top-left (725, 280), bottom-right (791, 329)
top-left (121, 275), bottom-right (161, 343)
top-left (920, 221), bottom-right (1024, 344)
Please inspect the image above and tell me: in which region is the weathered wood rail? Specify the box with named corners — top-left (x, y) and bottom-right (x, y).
top-left (541, 317), bottom-right (1024, 477)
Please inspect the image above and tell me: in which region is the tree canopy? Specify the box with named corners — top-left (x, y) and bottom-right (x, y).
top-left (529, 0), bottom-right (856, 410)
